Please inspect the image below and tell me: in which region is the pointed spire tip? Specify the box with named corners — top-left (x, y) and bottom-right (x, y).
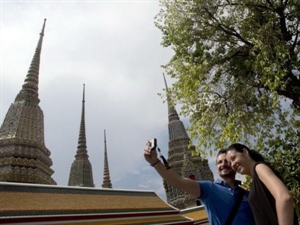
top-left (82, 84), bottom-right (85, 102)
top-left (163, 73), bottom-right (169, 90)
top-left (40, 19), bottom-right (46, 36)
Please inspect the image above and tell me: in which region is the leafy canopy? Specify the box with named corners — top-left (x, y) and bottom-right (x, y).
top-left (156, 0), bottom-right (300, 217)
top-left (156, 0), bottom-right (300, 151)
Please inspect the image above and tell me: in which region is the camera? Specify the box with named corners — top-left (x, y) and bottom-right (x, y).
top-left (150, 138), bottom-right (157, 150)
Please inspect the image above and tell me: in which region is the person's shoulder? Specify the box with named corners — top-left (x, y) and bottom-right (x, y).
top-left (198, 180), bottom-right (215, 186)
top-left (254, 162), bottom-right (272, 172)
top-left (198, 180), bottom-right (220, 199)
top-left (198, 180), bottom-right (217, 191)
top-left (252, 161), bottom-right (270, 173)
top-left (254, 162), bottom-right (277, 181)
top-left (199, 180), bottom-right (231, 191)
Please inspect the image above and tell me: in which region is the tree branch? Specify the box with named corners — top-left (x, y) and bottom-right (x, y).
top-left (272, 70), bottom-right (300, 110)
top-left (203, 7), bottom-right (254, 47)
top-left (290, 21), bottom-right (299, 54)
top-left (275, 6), bottom-right (292, 41)
top-left (283, 0), bottom-right (289, 6)
top-left (266, 0), bottom-right (274, 7)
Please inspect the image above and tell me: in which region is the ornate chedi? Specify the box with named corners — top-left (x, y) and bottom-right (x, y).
top-left (101, 130), bottom-right (112, 188)
top-left (0, 19), bottom-right (56, 185)
top-left (163, 74), bottom-right (214, 209)
top-left (68, 84), bottom-right (94, 187)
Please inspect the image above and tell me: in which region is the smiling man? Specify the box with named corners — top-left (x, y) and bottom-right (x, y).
top-left (144, 146), bottom-right (255, 225)
top-left (198, 150), bottom-right (254, 225)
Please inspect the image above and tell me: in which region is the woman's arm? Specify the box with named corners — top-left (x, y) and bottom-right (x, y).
top-left (255, 164), bottom-right (294, 225)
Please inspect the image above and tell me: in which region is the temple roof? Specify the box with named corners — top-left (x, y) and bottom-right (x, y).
top-left (181, 206), bottom-right (209, 224)
top-left (0, 182), bottom-right (197, 224)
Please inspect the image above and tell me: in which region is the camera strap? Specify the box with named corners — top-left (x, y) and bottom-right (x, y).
top-left (157, 148), bottom-right (171, 170)
top-left (225, 186), bottom-right (245, 225)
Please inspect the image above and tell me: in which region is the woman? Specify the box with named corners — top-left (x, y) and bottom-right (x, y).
top-left (225, 143), bottom-right (298, 225)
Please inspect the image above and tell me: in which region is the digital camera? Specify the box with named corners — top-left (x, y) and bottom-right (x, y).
top-left (150, 138), bottom-right (157, 150)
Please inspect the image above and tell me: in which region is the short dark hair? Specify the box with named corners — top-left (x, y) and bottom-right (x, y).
top-left (215, 149), bottom-right (227, 163)
top-left (217, 149), bottom-right (227, 157)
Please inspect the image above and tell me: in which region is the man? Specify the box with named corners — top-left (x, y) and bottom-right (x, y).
top-left (144, 145), bottom-right (254, 225)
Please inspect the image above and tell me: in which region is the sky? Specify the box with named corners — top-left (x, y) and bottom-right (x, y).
top-left (0, 0), bottom-right (245, 200)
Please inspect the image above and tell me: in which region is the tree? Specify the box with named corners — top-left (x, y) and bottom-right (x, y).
top-left (156, 0), bottom-right (300, 217)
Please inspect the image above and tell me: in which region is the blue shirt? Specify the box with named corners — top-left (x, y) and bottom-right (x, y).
top-left (198, 179), bottom-right (255, 225)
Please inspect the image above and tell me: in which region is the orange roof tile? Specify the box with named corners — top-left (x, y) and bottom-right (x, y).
top-left (0, 182), bottom-right (195, 225)
top-left (181, 206), bottom-right (208, 224)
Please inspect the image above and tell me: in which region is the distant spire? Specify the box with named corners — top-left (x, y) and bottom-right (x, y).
top-left (163, 73), bottom-right (169, 94)
top-left (102, 130), bottom-right (112, 188)
top-left (163, 73), bottom-right (180, 123)
top-left (162, 73), bottom-right (170, 103)
top-left (68, 84), bottom-right (94, 187)
top-left (0, 19), bottom-right (56, 185)
top-left (77, 84), bottom-right (87, 154)
top-left (15, 18), bottom-right (47, 104)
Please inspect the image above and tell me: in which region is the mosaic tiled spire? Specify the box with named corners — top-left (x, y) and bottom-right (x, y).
top-left (102, 130), bottom-right (112, 188)
top-left (68, 84), bottom-right (94, 187)
top-left (0, 19), bottom-right (56, 184)
top-left (162, 74), bottom-right (213, 209)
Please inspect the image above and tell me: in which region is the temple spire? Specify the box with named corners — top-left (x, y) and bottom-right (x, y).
top-left (68, 84), bottom-right (94, 187)
top-left (77, 84), bottom-right (87, 153)
top-left (162, 74), bottom-right (214, 209)
top-left (163, 73), bottom-right (170, 101)
top-left (15, 18), bottom-right (47, 104)
top-left (0, 19), bottom-right (56, 185)
top-left (163, 74), bottom-right (186, 140)
top-left (163, 73), bottom-right (180, 122)
top-left (102, 130), bottom-right (112, 188)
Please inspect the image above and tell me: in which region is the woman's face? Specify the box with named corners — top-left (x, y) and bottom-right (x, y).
top-left (226, 149), bottom-right (249, 175)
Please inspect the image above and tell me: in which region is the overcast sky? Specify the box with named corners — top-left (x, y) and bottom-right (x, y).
top-left (0, 0), bottom-right (245, 200)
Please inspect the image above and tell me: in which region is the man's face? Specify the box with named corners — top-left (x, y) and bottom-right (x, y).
top-left (216, 153), bottom-right (236, 178)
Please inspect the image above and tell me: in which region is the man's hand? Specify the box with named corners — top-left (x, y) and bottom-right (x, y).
top-left (143, 140), bottom-right (200, 197)
top-left (144, 140), bottom-right (159, 165)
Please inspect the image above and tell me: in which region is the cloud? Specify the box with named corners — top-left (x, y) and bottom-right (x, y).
top-left (0, 1), bottom-right (227, 201)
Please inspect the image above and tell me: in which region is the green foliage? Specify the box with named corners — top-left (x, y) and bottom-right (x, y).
top-left (264, 137), bottom-right (300, 219)
top-left (156, 0), bottom-right (300, 219)
top-left (156, 0), bottom-right (300, 153)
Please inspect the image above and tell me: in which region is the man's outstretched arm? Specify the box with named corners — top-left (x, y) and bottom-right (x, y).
top-left (144, 142), bottom-right (200, 197)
